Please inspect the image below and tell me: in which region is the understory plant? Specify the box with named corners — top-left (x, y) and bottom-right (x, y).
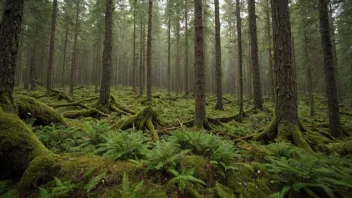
top-left (266, 153), bottom-right (352, 198)
top-left (97, 131), bottom-right (150, 161)
top-left (118, 173), bottom-right (143, 198)
top-left (168, 168), bottom-right (206, 193)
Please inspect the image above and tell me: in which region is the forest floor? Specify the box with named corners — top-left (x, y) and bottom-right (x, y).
top-left (1, 86), bottom-right (352, 198)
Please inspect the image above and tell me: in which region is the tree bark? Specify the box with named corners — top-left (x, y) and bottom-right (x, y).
top-left (97, 0), bottom-right (113, 111)
top-left (61, 21), bottom-right (69, 88)
top-left (46, 0), bottom-right (58, 96)
top-left (304, 30), bottom-right (314, 117)
top-left (184, 0), bottom-right (189, 96)
top-left (29, 37), bottom-right (37, 91)
top-left (266, 0), bottom-right (275, 102)
top-left (214, 0), bottom-right (223, 111)
top-left (132, 0), bottom-right (137, 93)
top-left (318, 0), bottom-right (342, 137)
top-left (236, 0), bottom-right (244, 120)
top-left (146, 0), bottom-right (153, 103)
top-left (70, 0), bottom-right (80, 95)
top-left (194, 0), bottom-right (206, 129)
top-left (0, 0), bottom-right (24, 106)
top-left (167, 5), bottom-right (171, 97)
top-left (248, 0), bottom-right (263, 110)
top-left (176, 3), bottom-right (181, 96)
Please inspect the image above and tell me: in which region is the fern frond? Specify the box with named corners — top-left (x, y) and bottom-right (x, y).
top-left (85, 172), bottom-right (106, 193)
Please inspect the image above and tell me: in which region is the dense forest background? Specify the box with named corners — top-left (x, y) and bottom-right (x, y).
top-left (1, 0), bottom-right (351, 102)
top-left (0, 0), bottom-right (352, 197)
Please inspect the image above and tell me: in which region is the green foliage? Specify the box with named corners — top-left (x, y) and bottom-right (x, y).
top-left (145, 140), bottom-right (191, 171)
top-left (118, 173), bottom-right (143, 198)
top-left (0, 180), bottom-right (18, 198)
top-left (266, 154), bottom-right (352, 198)
top-left (267, 141), bottom-right (304, 158)
top-left (75, 120), bottom-right (111, 152)
top-left (35, 125), bottom-right (79, 153)
top-left (97, 131), bottom-right (150, 161)
top-left (167, 128), bottom-right (232, 156)
top-left (85, 172), bottom-right (106, 193)
top-left (168, 168), bottom-right (206, 193)
top-left (39, 177), bottom-right (76, 198)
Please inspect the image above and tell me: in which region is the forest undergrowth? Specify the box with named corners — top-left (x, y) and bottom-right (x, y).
top-left (1, 86), bottom-right (352, 198)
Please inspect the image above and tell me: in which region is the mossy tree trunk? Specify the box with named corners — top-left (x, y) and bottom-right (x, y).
top-left (255, 0), bottom-right (312, 151)
top-left (146, 0), bottom-right (153, 103)
top-left (0, 0), bottom-right (24, 108)
top-left (97, 0), bottom-right (113, 112)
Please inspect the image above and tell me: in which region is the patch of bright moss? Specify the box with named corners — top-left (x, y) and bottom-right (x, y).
top-left (14, 95), bottom-right (67, 126)
top-left (181, 155), bottom-right (210, 182)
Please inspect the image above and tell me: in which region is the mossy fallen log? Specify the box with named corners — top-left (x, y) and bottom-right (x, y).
top-left (14, 95), bottom-right (67, 126)
top-left (0, 110), bottom-right (60, 190)
top-left (34, 80), bottom-right (73, 102)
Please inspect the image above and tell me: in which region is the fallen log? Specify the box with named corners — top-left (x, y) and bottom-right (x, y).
top-left (34, 80), bottom-right (73, 102)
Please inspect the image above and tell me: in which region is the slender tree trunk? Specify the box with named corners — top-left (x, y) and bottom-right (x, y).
top-left (24, 49), bottom-right (30, 90)
top-left (97, 0), bottom-right (113, 110)
top-left (15, 34), bottom-right (24, 87)
top-left (304, 30), bottom-right (314, 117)
top-left (184, 0), bottom-right (189, 96)
top-left (214, 0), bottom-right (223, 110)
top-left (291, 36), bottom-right (298, 98)
top-left (194, 0), bottom-right (206, 129)
top-left (0, 0), bottom-right (24, 108)
top-left (146, 0), bottom-right (153, 103)
top-left (318, 0), bottom-right (342, 137)
top-left (167, 8), bottom-right (171, 97)
top-left (236, 0), bottom-right (244, 120)
top-left (248, 0), bottom-right (263, 110)
top-left (70, 0), bottom-right (80, 95)
top-left (46, 0), bottom-right (58, 96)
top-left (132, 0), bottom-right (137, 93)
top-left (61, 22), bottom-right (69, 88)
top-left (30, 38), bottom-right (37, 91)
top-left (139, 15), bottom-right (144, 95)
top-left (176, 4), bottom-right (180, 96)
top-left (266, 0), bottom-right (275, 102)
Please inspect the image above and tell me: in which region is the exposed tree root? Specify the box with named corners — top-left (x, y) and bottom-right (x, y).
top-left (110, 95), bottom-right (136, 114)
top-left (14, 95), bottom-right (67, 126)
top-left (34, 80), bottom-right (73, 102)
top-left (114, 106), bottom-right (164, 141)
top-left (251, 118), bottom-right (313, 152)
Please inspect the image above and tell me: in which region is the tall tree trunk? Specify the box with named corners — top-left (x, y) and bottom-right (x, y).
top-left (46, 0), bottom-right (58, 96)
top-left (214, 0), bottom-right (223, 110)
top-left (176, 4), bottom-right (180, 96)
top-left (255, 0), bottom-right (312, 151)
top-left (97, 0), bottom-right (113, 111)
top-left (146, 0), bottom-right (153, 103)
top-left (0, 0), bottom-right (24, 108)
top-left (132, 0), bottom-right (137, 93)
top-left (318, 0), bottom-right (342, 137)
top-left (15, 34), bottom-right (24, 87)
top-left (184, 0), bottom-right (189, 96)
top-left (248, 0), bottom-right (263, 110)
top-left (23, 49), bottom-right (30, 90)
top-left (30, 38), bottom-right (37, 91)
top-left (70, 0), bottom-right (80, 95)
top-left (139, 15), bottom-right (144, 95)
top-left (61, 21), bottom-right (69, 88)
top-left (167, 8), bottom-right (171, 97)
top-left (236, 0), bottom-right (244, 120)
top-left (194, 0), bottom-right (206, 129)
top-left (304, 30), bottom-right (314, 117)
top-left (266, 0), bottom-right (275, 102)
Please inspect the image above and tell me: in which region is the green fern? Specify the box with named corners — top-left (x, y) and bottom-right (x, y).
top-left (97, 131), bottom-right (150, 161)
top-left (266, 154), bottom-right (352, 198)
top-left (39, 177), bottom-right (76, 198)
top-left (168, 168), bottom-right (206, 193)
top-left (145, 140), bottom-right (191, 171)
top-left (0, 180), bottom-right (18, 198)
top-left (118, 172), bottom-right (143, 198)
top-left (85, 172), bottom-right (106, 193)
top-left (0, 180), bottom-right (9, 195)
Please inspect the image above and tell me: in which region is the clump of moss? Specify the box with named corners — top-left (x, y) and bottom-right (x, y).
top-left (181, 155), bottom-right (210, 182)
top-left (14, 95), bottom-right (67, 126)
top-left (0, 111), bottom-right (59, 190)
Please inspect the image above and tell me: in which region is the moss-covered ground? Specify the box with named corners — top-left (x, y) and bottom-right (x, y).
top-left (1, 86), bottom-right (352, 198)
